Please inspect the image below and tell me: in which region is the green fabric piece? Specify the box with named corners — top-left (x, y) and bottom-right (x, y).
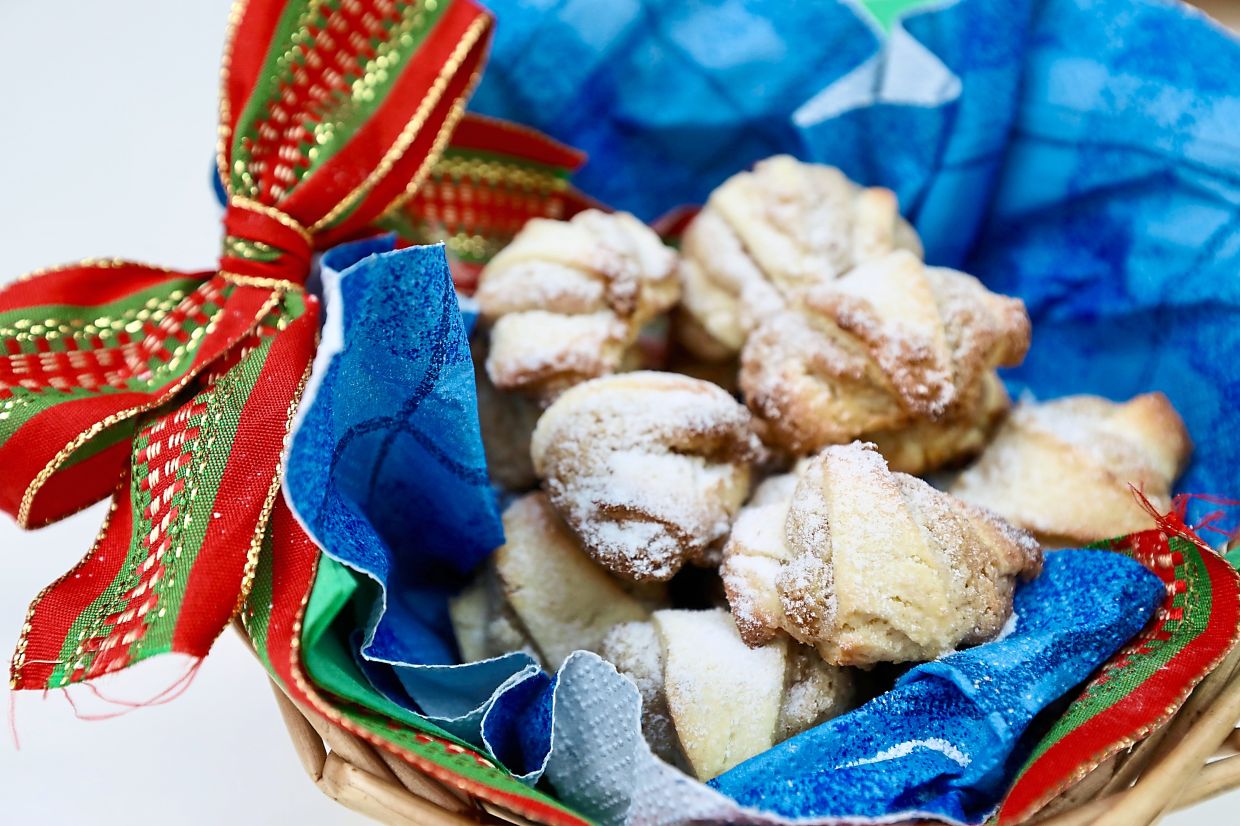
top-left (244, 543), bottom-right (575, 814)
top-left (301, 557), bottom-right (471, 744)
top-left (858, 0), bottom-right (937, 31)
top-left (297, 557), bottom-right (591, 823)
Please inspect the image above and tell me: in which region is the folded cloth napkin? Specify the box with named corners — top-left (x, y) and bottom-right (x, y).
top-left (284, 238), bottom-right (535, 744)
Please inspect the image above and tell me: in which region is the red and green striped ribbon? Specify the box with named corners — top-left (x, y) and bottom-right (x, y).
top-left (380, 112), bottom-right (596, 293)
top-left (5, 1), bottom-right (603, 819)
top-left (11, 290), bottom-right (316, 688)
top-left (5, 0), bottom-right (494, 690)
top-left (996, 519), bottom-right (1240, 823)
top-left (0, 267), bottom-right (274, 528)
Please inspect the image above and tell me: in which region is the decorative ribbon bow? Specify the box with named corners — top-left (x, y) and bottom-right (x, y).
top-left (4, 0), bottom-right (587, 692)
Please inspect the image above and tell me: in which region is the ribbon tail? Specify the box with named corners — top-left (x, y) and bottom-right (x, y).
top-left (996, 527), bottom-right (1240, 823)
top-left (10, 289), bottom-right (316, 690)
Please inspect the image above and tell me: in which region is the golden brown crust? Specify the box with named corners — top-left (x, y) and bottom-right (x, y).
top-left (867, 371), bottom-right (1011, 475)
top-left (801, 252), bottom-right (955, 417)
top-left (738, 252), bottom-right (1030, 471)
top-left (923, 266), bottom-right (1031, 404)
top-left (672, 157), bottom-right (1026, 475)
top-left (722, 442), bottom-right (1042, 667)
top-left (950, 392), bottom-right (1192, 546)
top-left (477, 210), bottom-right (678, 400)
top-left (740, 309), bottom-right (903, 453)
top-left (531, 371), bottom-right (763, 582)
top-left (721, 494), bottom-right (796, 647)
top-left (468, 493), bottom-right (660, 670)
top-left (675, 156), bottom-right (922, 359)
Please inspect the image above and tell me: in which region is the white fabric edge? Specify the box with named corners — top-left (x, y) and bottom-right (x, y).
top-left (794, 5), bottom-right (962, 128)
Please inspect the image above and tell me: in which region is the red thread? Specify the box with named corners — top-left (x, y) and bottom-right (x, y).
top-left (85, 659), bottom-right (202, 708)
top-left (1172, 493), bottom-right (1240, 540)
top-left (8, 690), bottom-right (20, 751)
top-left (60, 658), bottom-right (202, 721)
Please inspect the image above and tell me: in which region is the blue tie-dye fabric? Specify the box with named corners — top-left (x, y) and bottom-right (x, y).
top-left (284, 0), bottom-right (1240, 819)
top-left (472, 0), bottom-right (879, 220)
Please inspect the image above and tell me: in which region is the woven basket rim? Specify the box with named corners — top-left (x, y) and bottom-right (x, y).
top-left (257, 623), bottom-right (1240, 826)
top-left (255, 528), bottom-right (1240, 826)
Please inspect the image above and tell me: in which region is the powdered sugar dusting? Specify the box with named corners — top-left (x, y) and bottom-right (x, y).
top-left (950, 393), bottom-right (1189, 545)
top-left (840, 738), bottom-right (972, 770)
top-left (477, 209), bottom-right (679, 399)
top-left (677, 156), bottom-right (923, 359)
top-left (737, 249), bottom-right (1030, 471)
top-left (721, 442), bottom-right (1040, 666)
top-left (809, 251), bottom-right (955, 417)
top-left (533, 371), bottom-right (762, 581)
top-left (654, 609), bottom-right (787, 779)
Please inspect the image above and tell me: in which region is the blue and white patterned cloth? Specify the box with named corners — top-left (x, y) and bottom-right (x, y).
top-left (282, 0), bottom-right (1240, 822)
top-left (474, 0), bottom-right (1240, 513)
top-left (284, 238), bottom-right (541, 755)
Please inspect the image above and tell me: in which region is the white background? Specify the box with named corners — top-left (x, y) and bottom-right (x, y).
top-left (0, 2), bottom-right (1234, 823)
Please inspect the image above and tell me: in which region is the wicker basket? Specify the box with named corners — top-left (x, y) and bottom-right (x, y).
top-left (258, 545), bottom-right (1240, 826)
top-left (252, 1), bottom-right (1240, 822)
top-left (261, 6), bottom-right (1240, 816)
top-left (265, 666), bottom-right (1240, 826)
